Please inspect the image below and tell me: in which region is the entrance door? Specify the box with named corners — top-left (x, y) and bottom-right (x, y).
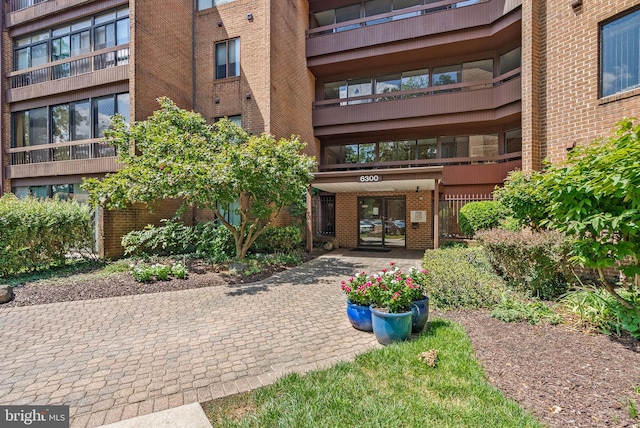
top-left (358, 197), bottom-right (406, 248)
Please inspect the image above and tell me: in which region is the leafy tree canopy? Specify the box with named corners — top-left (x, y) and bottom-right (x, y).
top-left (83, 97), bottom-right (317, 259)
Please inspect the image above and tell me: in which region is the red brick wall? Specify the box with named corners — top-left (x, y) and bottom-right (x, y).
top-left (335, 191), bottom-right (433, 250)
top-left (542, 0), bottom-right (640, 165)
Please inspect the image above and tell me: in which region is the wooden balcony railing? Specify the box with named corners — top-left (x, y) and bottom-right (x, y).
top-left (319, 152), bottom-right (522, 172)
top-left (313, 68), bottom-right (521, 109)
top-left (8, 139), bottom-right (116, 166)
top-left (4, 0), bottom-right (48, 13)
top-left (306, 0), bottom-right (486, 38)
top-left (8, 45), bottom-right (130, 89)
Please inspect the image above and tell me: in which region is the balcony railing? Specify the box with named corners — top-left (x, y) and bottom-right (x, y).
top-left (8, 45), bottom-right (130, 89)
top-left (319, 151), bottom-right (522, 172)
top-left (5, 0), bottom-right (48, 13)
top-left (307, 0), bottom-right (486, 38)
top-left (314, 68), bottom-right (521, 109)
top-left (9, 139), bottom-right (116, 166)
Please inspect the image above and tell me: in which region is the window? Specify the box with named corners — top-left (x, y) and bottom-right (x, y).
top-left (433, 65), bottom-right (461, 86)
top-left (440, 136), bottom-right (469, 158)
top-left (468, 135), bottom-right (498, 157)
top-left (499, 47), bottom-right (521, 75)
top-left (198, 0), bottom-right (236, 11)
top-left (417, 138), bottom-right (437, 159)
top-left (505, 129), bottom-right (522, 153)
top-left (601, 8), bottom-right (640, 97)
top-left (218, 199), bottom-right (241, 226)
top-left (215, 38), bottom-right (240, 79)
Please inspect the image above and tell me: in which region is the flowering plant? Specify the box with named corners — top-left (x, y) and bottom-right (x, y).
top-left (341, 262), bottom-right (429, 313)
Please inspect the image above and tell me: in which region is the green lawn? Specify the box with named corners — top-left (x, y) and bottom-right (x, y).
top-left (203, 318), bottom-right (541, 428)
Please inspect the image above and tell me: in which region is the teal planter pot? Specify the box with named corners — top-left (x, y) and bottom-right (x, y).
top-left (370, 306), bottom-right (412, 345)
top-left (411, 297), bottom-right (430, 333)
top-left (346, 300), bottom-right (373, 332)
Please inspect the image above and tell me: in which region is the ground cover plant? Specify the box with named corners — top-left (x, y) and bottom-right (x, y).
top-left (202, 318), bottom-right (542, 428)
top-left (422, 246), bottom-right (505, 309)
top-left (490, 294), bottom-right (563, 325)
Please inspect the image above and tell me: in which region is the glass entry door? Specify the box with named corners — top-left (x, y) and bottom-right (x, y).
top-left (358, 197), bottom-right (406, 248)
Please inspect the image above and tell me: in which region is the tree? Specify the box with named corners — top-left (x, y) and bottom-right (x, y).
top-left (543, 118), bottom-right (640, 309)
top-left (82, 97), bottom-right (317, 259)
top-left (494, 170), bottom-right (550, 229)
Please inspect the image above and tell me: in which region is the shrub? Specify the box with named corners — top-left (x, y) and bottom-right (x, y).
top-left (0, 194), bottom-right (94, 276)
top-left (130, 260), bottom-right (188, 282)
top-left (422, 247), bottom-right (505, 309)
top-left (252, 226), bottom-right (302, 253)
top-left (121, 219), bottom-right (195, 256)
top-left (476, 229), bottom-right (571, 300)
top-left (193, 222), bottom-right (235, 262)
top-left (458, 201), bottom-right (508, 237)
top-left (491, 295), bottom-right (563, 325)
top-left (494, 170), bottom-right (550, 229)
top-left (560, 286), bottom-right (640, 339)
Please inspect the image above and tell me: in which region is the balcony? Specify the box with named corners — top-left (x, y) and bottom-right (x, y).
top-left (306, 0), bottom-right (521, 76)
top-left (313, 69), bottom-right (521, 137)
top-left (4, 0), bottom-right (47, 13)
top-left (6, 139), bottom-right (121, 179)
top-left (7, 45), bottom-right (130, 102)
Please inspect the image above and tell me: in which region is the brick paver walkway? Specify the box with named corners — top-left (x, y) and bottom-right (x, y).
top-left (0, 249), bottom-right (423, 427)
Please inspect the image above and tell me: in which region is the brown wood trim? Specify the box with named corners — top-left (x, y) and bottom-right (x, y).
top-left (7, 0), bottom-right (128, 33)
top-left (6, 156), bottom-right (121, 179)
top-left (9, 73), bottom-right (129, 109)
top-left (7, 138), bottom-right (102, 153)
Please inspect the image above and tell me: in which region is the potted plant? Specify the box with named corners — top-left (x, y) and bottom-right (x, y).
top-left (406, 267), bottom-right (430, 333)
top-left (341, 272), bottom-right (375, 331)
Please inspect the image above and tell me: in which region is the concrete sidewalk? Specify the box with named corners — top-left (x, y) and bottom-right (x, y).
top-left (0, 249), bottom-right (423, 427)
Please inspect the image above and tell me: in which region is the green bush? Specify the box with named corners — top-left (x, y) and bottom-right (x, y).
top-left (475, 229), bottom-right (571, 300)
top-left (252, 226), bottom-right (302, 253)
top-left (194, 222), bottom-right (235, 262)
top-left (560, 286), bottom-right (640, 339)
top-left (458, 201), bottom-right (508, 237)
top-left (422, 247), bottom-right (505, 309)
top-left (121, 219), bottom-right (195, 256)
top-left (494, 170), bottom-right (550, 229)
top-left (0, 194), bottom-right (94, 276)
top-left (490, 295), bottom-right (563, 325)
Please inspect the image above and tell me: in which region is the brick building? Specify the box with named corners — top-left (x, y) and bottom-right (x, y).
top-left (1, 0), bottom-right (638, 255)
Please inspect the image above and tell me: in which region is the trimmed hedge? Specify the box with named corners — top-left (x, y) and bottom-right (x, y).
top-left (0, 194), bottom-right (93, 276)
top-left (422, 246), bottom-right (505, 309)
top-left (458, 201), bottom-right (508, 237)
top-left (252, 226), bottom-right (302, 253)
top-left (475, 229), bottom-right (571, 300)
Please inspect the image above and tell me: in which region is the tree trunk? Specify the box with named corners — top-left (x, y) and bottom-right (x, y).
top-left (597, 267), bottom-right (635, 310)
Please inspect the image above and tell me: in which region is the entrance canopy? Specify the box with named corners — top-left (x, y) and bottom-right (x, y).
top-left (312, 166), bottom-right (443, 193)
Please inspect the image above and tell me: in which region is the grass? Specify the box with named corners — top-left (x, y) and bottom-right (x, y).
top-left (202, 318), bottom-right (542, 428)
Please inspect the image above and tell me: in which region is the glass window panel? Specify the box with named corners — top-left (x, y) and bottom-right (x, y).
top-left (117, 93), bottom-right (130, 123)
top-left (462, 59), bottom-right (493, 82)
top-left (117, 8), bottom-right (129, 18)
top-left (601, 10), bottom-right (640, 97)
top-left (71, 19), bottom-right (91, 31)
top-left (365, 0), bottom-right (391, 25)
top-left (71, 31), bottom-right (91, 57)
top-left (52, 184), bottom-right (72, 200)
top-left (505, 129), bottom-right (522, 153)
top-left (51, 104), bottom-right (70, 143)
top-left (198, 0), bottom-right (213, 10)
top-left (394, 0), bottom-right (421, 9)
top-left (73, 100), bottom-right (91, 141)
top-left (499, 47), bottom-right (522, 75)
top-left (31, 32), bottom-right (49, 42)
top-left (94, 24), bottom-right (115, 50)
top-left (347, 77), bottom-right (372, 104)
top-left (325, 146), bottom-right (342, 164)
top-left (227, 115), bottom-right (242, 126)
top-left (375, 73), bottom-right (401, 94)
top-left (358, 143), bottom-right (376, 163)
top-left (13, 187), bottom-right (30, 198)
top-left (215, 42), bottom-right (227, 79)
top-left (468, 134), bottom-right (498, 157)
top-left (95, 12), bottom-right (116, 25)
top-left (440, 137), bottom-right (456, 158)
top-left (397, 140), bottom-right (416, 161)
top-left (378, 141), bottom-right (396, 162)
top-left (116, 18), bottom-right (130, 45)
top-left (433, 65), bottom-right (461, 86)
top-left (15, 37), bottom-right (31, 47)
top-left (344, 144), bottom-right (358, 163)
top-left (228, 39), bottom-right (239, 77)
top-left (70, 185), bottom-right (89, 203)
top-left (313, 9), bottom-right (335, 27)
top-left (417, 138), bottom-right (437, 159)
top-left (51, 36), bottom-right (70, 61)
top-left (401, 69), bottom-right (429, 90)
top-left (30, 107), bottom-right (48, 146)
top-left (95, 96), bottom-right (115, 138)
top-left (52, 26), bottom-right (70, 37)
top-left (335, 4), bottom-right (360, 31)
top-left (12, 112), bottom-right (28, 148)
top-left (31, 43), bottom-right (48, 67)
top-left (16, 48), bottom-right (30, 70)
top-left (324, 81), bottom-right (347, 100)
top-left (30, 186), bottom-right (49, 199)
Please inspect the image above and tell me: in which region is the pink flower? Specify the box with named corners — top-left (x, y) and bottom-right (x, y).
top-left (421, 269), bottom-right (428, 274)
top-left (345, 286), bottom-right (351, 293)
top-left (348, 277), bottom-right (354, 283)
top-left (382, 269), bottom-right (387, 273)
top-left (392, 292), bottom-right (401, 300)
top-left (390, 262), bottom-right (396, 266)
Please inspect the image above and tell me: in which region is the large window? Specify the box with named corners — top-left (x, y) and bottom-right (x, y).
top-left (215, 38), bottom-right (240, 79)
top-left (12, 8), bottom-right (129, 73)
top-left (601, 8), bottom-right (640, 97)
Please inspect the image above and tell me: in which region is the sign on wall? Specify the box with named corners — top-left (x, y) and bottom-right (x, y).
top-left (410, 210), bottom-right (427, 223)
top-left (358, 175), bottom-right (382, 183)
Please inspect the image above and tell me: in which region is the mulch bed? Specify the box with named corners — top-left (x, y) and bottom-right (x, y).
top-left (1, 255), bottom-right (639, 427)
top-left (440, 309), bottom-right (640, 428)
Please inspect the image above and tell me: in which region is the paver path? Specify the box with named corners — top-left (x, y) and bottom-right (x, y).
top-left (0, 249), bottom-right (423, 427)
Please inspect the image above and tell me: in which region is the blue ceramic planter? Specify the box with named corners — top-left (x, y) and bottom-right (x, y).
top-left (411, 297), bottom-right (430, 333)
top-left (346, 301), bottom-right (373, 331)
top-left (370, 306), bottom-right (412, 345)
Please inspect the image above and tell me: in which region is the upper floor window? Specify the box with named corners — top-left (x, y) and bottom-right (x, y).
top-left (600, 8), bottom-right (640, 97)
top-left (13, 8), bottom-right (129, 72)
top-left (499, 47), bottom-right (521, 75)
top-left (215, 38), bottom-right (240, 79)
top-left (198, 0), bottom-right (236, 11)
